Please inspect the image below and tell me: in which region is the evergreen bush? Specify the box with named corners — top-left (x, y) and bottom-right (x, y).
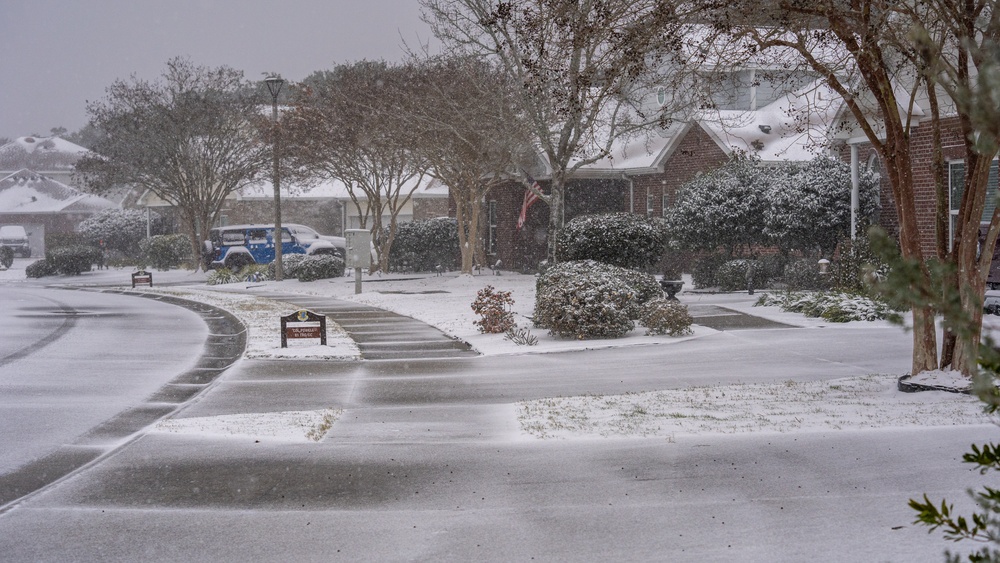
top-left (25, 259), bottom-right (56, 278)
top-left (0, 246), bottom-right (12, 269)
top-left (77, 208), bottom-right (159, 259)
top-left (47, 245), bottom-right (100, 275)
top-left (387, 217), bottom-right (460, 272)
top-left (140, 234), bottom-right (191, 270)
top-left (783, 259), bottom-right (830, 291)
top-left (296, 254), bottom-right (345, 282)
top-left (691, 253), bottom-right (728, 288)
top-left (558, 212), bottom-right (667, 270)
top-left (269, 253), bottom-right (308, 279)
top-left (715, 259), bottom-right (769, 291)
top-left (639, 298), bottom-right (694, 336)
top-left (534, 260), bottom-right (644, 339)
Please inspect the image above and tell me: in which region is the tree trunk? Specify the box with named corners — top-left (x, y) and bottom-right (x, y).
top-left (546, 173), bottom-right (566, 264)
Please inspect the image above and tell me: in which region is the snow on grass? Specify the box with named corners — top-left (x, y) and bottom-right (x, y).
top-left (518, 374), bottom-right (992, 439)
top-left (128, 286), bottom-right (360, 360)
top-left (152, 408), bottom-right (341, 443)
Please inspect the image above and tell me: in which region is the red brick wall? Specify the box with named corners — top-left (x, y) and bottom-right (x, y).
top-left (631, 125), bottom-right (730, 217)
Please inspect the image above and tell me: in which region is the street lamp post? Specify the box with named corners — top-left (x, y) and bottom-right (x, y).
top-left (264, 75), bottom-right (285, 281)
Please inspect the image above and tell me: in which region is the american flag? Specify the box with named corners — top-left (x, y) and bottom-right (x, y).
top-left (517, 173), bottom-right (542, 230)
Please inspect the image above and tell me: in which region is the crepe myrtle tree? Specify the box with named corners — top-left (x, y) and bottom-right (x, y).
top-left (688, 0), bottom-right (1000, 377)
top-left (286, 61), bottom-right (428, 273)
top-left (422, 0), bottom-right (705, 263)
top-left (403, 54), bottom-right (535, 274)
top-left (76, 57), bottom-right (271, 270)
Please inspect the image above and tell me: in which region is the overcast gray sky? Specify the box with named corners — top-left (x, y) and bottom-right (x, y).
top-left (0, 0), bottom-right (433, 140)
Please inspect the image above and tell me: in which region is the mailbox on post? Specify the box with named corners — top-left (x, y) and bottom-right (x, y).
top-left (345, 229), bottom-right (372, 294)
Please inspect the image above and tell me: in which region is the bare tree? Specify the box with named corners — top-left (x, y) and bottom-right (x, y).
top-left (76, 57), bottom-right (271, 269)
top-left (696, 1), bottom-right (1000, 376)
top-left (422, 0), bottom-right (698, 263)
top-left (404, 55), bottom-right (534, 274)
top-left (287, 61), bottom-right (428, 273)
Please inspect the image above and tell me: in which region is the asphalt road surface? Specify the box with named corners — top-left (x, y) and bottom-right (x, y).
top-left (0, 286), bottom-right (988, 562)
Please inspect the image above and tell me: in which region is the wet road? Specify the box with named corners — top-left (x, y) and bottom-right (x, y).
top-left (0, 288), bottom-right (985, 562)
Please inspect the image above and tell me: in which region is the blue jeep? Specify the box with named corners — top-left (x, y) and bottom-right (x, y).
top-left (203, 224), bottom-right (342, 271)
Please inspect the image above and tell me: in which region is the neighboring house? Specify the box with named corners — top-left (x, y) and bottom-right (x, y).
top-left (0, 169), bottom-right (117, 255)
top-left (137, 175), bottom-right (448, 241)
top-left (0, 136), bottom-right (88, 188)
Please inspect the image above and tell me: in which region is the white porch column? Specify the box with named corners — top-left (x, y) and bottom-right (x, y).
top-left (850, 144), bottom-right (860, 239)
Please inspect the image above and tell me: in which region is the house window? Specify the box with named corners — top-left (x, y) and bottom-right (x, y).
top-left (662, 194), bottom-right (670, 217)
top-left (949, 160), bottom-right (1000, 249)
top-left (487, 200), bottom-right (498, 255)
top-left (646, 192), bottom-right (655, 216)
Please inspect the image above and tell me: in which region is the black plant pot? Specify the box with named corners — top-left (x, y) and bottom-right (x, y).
top-left (659, 279), bottom-right (684, 301)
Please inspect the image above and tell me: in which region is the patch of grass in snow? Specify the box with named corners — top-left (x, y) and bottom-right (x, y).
top-left (518, 374), bottom-right (993, 439)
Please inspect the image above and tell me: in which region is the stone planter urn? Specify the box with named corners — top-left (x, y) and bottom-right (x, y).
top-left (659, 279), bottom-right (684, 301)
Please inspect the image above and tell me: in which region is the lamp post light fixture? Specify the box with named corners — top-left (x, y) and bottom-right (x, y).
top-left (264, 75), bottom-right (285, 281)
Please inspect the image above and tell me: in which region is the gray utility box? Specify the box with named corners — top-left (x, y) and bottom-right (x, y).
top-left (345, 229), bottom-right (372, 270)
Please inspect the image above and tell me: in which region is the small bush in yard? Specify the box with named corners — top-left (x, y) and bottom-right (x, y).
top-left (504, 326), bottom-right (538, 346)
top-left (783, 258), bottom-right (830, 291)
top-left (48, 245), bottom-right (100, 275)
top-left (0, 246), bottom-right (12, 269)
top-left (241, 264), bottom-right (273, 282)
top-left (296, 254), bottom-right (344, 282)
top-left (640, 298), bottom-right (694, 336)
top-left (755, 291), bottom-right (895, 322)
top-left (534, 260), bottom-right (640, 339)
top-left (471, 285), bottom-right (516, 333)
top-left (691, 253), bottom-right (728, 288)
top-left (388, 218), bottom-right (460, 272)
top-left (268, 253), bottom-right (308, 279)
top-left (26, 259), bottom-right (56, 278)
top-left (140, 234), bottom-right (191, 270)
top-left (716, 259), bottom-right (769, 291)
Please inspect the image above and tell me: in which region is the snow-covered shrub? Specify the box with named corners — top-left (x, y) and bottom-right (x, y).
top-left (534, 260), bottom-right (640, 339)
top-left (0, 246), bottom-right (12, 269)
top-left (755, 291), bottom-right (894, 322)
top-left (47, 245), bottom-right (100, 275)
top-left (25, 259), bottom-right (56, 278)
top-left (764, 157), bottom-right (880, 257)
top-left (77, 208), bottom-right (160, 258)
top-left (471, 285), bottom-right (516, 333)
top-left (666, 157), bottom-right (768, 256)
top-left (557, 212), bottom-right (666, 269)
top-left (639, 298), bottom-right (694, 336)
top-left (691, 253), bottom-right (728, 288)
top-left (715, 259), bottom-right (769, 291)
top-left (783, 259), bottom-right (830, 291)
top-left (269, 253), bottom-right (308, 279)
top-left (759, 253), bottom-right (788, 284)
top-left (206, 268), bottom-right (241, 285)
top-left (388, 217), bottom-right (459, 273)
top-left (615, 268), bottom-right (663, 316)
top-left (296, 254), bottom-right (344, 282)
top-left (140, 234), bottom-right (191, 270)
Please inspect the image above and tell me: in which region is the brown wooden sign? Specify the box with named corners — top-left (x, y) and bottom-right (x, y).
top-left (280, 310), bottom-right (327, 348)
top-left (131, 270), bottom-right (152, 288)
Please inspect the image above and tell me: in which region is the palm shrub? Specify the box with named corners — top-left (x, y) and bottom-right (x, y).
top-left (640, 298), bottom-right (694, 336)
top-left (557, 212), bottom-right (666, 269)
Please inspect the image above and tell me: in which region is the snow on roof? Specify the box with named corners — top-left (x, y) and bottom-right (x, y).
top-left (0, 169), bottom-right (116, 214)
top-left (237, 174), bottom-right (449, 201)
top-left (697, 79), bottom-right (844, 161)
top-left (0, 136), bottom-right (88, 172)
